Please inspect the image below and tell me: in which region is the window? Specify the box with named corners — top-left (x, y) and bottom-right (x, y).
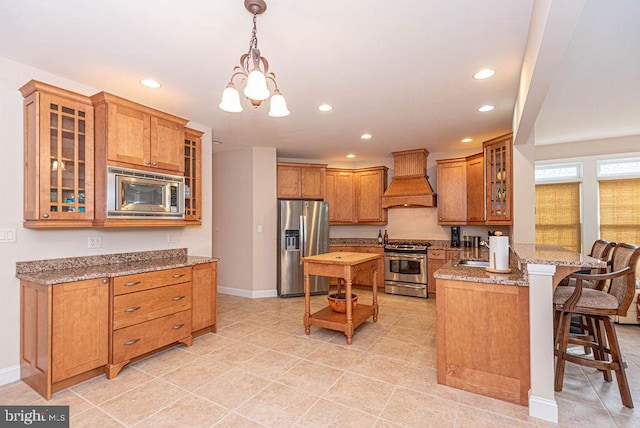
top-left (597, 158), bottom-right (640, 178)
top-left (535, 163), bottom-right (581, 183)
top-left (599, 178), bottom-right (640, 246)
top-left (535, 182), bottom-right (581, 252)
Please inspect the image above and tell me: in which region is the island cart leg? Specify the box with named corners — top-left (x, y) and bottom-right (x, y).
top-left (372, 267), bottom-right (379, 322)
top-left (345, 277), bottom-right (354, 344)
top-left (304, 265), bottom-right (311, 335)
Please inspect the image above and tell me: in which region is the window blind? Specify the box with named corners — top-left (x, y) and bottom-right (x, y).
top-left (599, 178), bottom-right (640, 246)
top-left (535, 182), bottom-right (581, 252)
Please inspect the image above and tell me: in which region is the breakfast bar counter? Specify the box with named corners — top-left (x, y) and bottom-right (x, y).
top-left (301, 252), bottom-right (381, 344)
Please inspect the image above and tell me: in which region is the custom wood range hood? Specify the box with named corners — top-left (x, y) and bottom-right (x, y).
top-left (381, 149), bottom-right (437, 208)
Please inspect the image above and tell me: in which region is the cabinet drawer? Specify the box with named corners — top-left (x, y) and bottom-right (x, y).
top-left (428, 250), bottom-right (446, 260)
top-left (112, 282), bottom-right (192, 330)
top-left (113, 267), bottom-right (191, 295)
top-left (112, 310), bottom-right (191, 362)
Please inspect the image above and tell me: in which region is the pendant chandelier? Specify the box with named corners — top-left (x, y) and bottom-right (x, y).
top-left (219, 0), bottom-right (290, 117)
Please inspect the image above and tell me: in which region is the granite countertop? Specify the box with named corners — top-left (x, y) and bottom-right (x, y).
top-left (433, 248), bottom-right (528, 286)
top-left (512, 244), bottom-right (605, 268)
top-left (16, 248), bottom-right (217, 285)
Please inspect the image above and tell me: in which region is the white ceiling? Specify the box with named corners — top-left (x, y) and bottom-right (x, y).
top-left (0, 1), bottom-right (637, 161)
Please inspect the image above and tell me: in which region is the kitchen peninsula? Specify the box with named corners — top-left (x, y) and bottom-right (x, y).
top-left (434, 244), bottom-right (605, 423)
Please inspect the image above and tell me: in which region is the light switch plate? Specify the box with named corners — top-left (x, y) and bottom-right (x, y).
top-left (0, 228), bottom-right (16, 243)
top-left (88, 236), bottom-right (102, 249)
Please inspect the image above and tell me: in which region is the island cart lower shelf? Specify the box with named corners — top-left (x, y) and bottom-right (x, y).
top-left (301, 251), bottom-right (381, 344)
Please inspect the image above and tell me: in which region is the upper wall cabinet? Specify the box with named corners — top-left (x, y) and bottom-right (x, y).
top-left (91, 92), bottom-right (188, 174)
top-left (325, 166), bottom-right (388, 225)
top-left (20, 80), bottom-right (95, 228)
top-left (277, 162), bottom-right (327, 200)
top-left (484, 133), bottom-right (513, 225)
top-left (184, 128), bottom-right (203, 224)
top-left (436, 158), bottom-right (467, 224)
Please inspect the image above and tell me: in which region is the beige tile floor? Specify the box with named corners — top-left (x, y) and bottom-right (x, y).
top-left (2, 289), bottom-right (640, 427)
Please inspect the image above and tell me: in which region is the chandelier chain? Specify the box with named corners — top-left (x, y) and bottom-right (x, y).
top-left (248, 13), bottom-right (259, 56)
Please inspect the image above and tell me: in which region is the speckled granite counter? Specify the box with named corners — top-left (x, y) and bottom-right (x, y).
top-left (433, 248), bottom-right (527, 286)
top-left (16, 248), bottom-right (217, 285)
top-left (329, 238), bottom-right (455, 249)
top-left (512, 243), bottom-right (605, 268)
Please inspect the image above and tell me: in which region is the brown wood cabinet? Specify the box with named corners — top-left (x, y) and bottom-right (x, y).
top-left (466, 153), bottom-right (485, 223)
top-left (325, 169), bottom-right (355, 223)
top-left (91, 92), bottom-right (188, 174)
top-left (192, 262), bottom-right (217, 334)
top-left (20, 80), bottom-right (95, 228)
top-left (436, 278), bottom-right (529, 405)
top-left (427, 249), bottom-right (460, 295)
top-left (484, 133), bottom-right (513, 225)
top-left (184, 128), bottom-right (203, 224)
top-left (20, 278), bottom-right (109, 399)
top-left (437, 153), bottom-right (485, 225)
top-left (325, 167), bottom-right (388, 225)
top-left (277, 162), bottom-right (327, 199)
top-left (108, 267), bottom-right (193, 378)
top-left (436, 158), bottom-right (467, 224)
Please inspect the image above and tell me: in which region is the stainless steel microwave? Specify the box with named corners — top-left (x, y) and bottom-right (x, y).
top-left (106, 166), bottom-right (185, 219)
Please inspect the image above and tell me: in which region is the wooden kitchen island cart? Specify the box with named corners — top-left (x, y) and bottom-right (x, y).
top-left (301, 252), bottom-right (381, 344)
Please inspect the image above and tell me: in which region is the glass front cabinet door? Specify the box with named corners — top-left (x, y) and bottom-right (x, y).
top-left (184, 128), bottom-right (203, 224)
top-left (483, 133), bottom-right (513, 225)
top-left (21, 80), bottom-right (94, 227)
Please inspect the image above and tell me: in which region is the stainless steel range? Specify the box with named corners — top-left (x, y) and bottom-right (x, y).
top-left (384, 242), bottom-right (430, 298)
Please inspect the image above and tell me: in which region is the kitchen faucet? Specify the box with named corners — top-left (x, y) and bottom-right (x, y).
top-left (479, 239), bottom-right (490, 249)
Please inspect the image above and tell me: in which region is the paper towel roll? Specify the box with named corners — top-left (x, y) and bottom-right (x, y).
top-left (489, 236), bottom-right (510, 271)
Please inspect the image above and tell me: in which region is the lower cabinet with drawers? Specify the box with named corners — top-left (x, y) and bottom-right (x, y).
top-left (19, 261), bottom-right (217, 399)
top-left (107, 266), bottom-right (193, 378)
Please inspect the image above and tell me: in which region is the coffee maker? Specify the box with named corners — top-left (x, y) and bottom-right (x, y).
top-left (450, 226), bottom-right (461, 247)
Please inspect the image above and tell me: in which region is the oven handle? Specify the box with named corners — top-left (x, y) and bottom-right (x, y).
top-left (384, 254), bottom-right (426, 262)
top-left (385, 281), bottom-right (425, 289)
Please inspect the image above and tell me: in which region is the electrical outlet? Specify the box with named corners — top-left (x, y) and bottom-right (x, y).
top-left (0, 228), bottom-right (17, 243)
top-left (88, 236), bottom-right (102, 249)
top-left (167, 233), bottom-right (174, 243)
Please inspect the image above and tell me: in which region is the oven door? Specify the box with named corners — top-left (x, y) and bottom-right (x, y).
top-left (384, 253), bottom-right (427, 284)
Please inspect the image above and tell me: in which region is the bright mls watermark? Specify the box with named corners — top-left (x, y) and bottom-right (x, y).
top-left (0, 406), bottom-right (69, 427)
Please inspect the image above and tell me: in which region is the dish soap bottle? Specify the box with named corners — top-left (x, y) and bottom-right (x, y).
top-left (383, 230), bottom-right (389, 245)
top-left (377, 230), bottom-right (383, 245)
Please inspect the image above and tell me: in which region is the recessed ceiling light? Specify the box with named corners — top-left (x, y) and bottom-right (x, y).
top-left (140, 79), bottom-right (161, 89)
top-left (461, 138), bottom-right (473, 143)
top-left (346, 154), bottom-right (356, 158)
top-left (473, 69), bottom-right (496, 80)
top-left (211, 140), bottom-right (223, 145)
top-left (478, 105), bottom-right (495, 112)
top-left (318, 104), bottom-right (333, 112)
top-left (360, 134), bottom-right (372, 140)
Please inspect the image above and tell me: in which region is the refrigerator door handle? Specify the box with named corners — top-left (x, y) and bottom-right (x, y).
top-left (300, 215), bottom-right (306, 263)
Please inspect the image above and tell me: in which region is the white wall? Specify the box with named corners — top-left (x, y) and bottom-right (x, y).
top-left (212, 146), bottom-right (278, 297)
top-left (0, 57), bottom-right (213, 382)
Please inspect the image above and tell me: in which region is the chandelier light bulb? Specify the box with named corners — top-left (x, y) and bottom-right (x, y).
top-left (268, 89), bottom-right (290, 117)
top-left (219, 83), bottom-right (243, 113)
top-left (244, 68), bottom-right (270, 101)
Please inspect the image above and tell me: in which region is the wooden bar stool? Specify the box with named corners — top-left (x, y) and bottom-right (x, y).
top-left (553, 243), bottom-right (640, 408)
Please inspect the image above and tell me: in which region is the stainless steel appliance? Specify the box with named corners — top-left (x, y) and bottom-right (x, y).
top-left (384, 243), bottom-right (430, 298)
top-left (277, 200), bottom-right (330, 297)
top-left (107, 166), bottom-right (184, 219)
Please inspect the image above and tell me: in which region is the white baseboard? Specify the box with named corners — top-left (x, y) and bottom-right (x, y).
top-left (0, 364), bottom-right (20, 386)
top-left (218, 286), bottom-right (278, 299)
top-left (529, 394), bottom-right (558, 423)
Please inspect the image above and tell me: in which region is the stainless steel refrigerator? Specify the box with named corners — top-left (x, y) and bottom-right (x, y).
top-left (277, 200), bottom-right (330, 297)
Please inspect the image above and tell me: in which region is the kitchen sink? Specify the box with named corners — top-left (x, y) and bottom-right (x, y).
top-left (458, 260), bottom-right (490, 267)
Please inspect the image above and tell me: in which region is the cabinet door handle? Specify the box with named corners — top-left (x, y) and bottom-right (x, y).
top-left (172, 274), bottom-right (185, 279)
top-left (356, 267), bottom-right (362, 272)
top-left (172, 324), bottom-right (185, 330)
top-left (124, 306), bottom-right (141, 312)
top-left (152, 161), bottom-right (158, 166)
top-left (124, 281), bottom-right (141, 287)
top-left (145, 160), bottom-right (151, 165)
top-left (124, 338), bottom-right (141, 346)
top-left (172, 295), bottom-right (186, 301)
top-left (102, 279), bottom-right (108, 284)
